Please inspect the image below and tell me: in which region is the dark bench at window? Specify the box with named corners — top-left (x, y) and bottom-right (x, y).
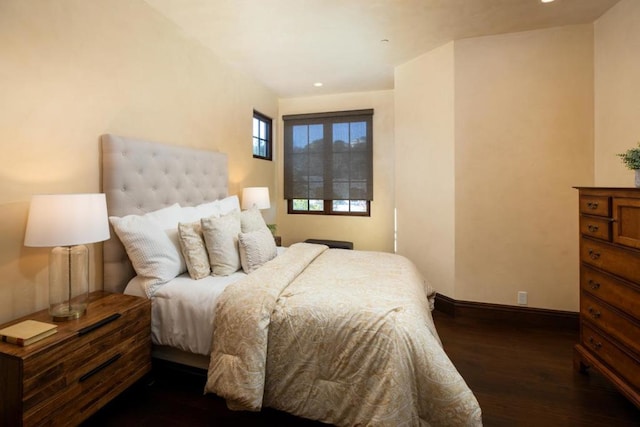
top-left (304, 239), bottom-right (354, 250)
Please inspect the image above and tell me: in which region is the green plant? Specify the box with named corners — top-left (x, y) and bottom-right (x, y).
top-left (617, 142), bottom-right (640, 170)
top-left (267, 223), bottom-right (277, 235)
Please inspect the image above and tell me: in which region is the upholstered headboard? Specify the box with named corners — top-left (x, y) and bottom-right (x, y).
top-left (101, 134), bottom-right (228, 293)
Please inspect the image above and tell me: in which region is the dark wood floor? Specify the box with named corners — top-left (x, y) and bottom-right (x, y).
top-left (432, 311), bottom-right (638, 426)
top-left (84, 311), bottom-right (639, 426)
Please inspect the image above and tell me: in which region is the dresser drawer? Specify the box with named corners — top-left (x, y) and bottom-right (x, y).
top-left (580, 237), bottom-right (640, 284)
top-left (581, 323), bottom-right (640, 391)
top-left (581, 292), bottom-right (640, 354)
top-left (579, 195), bottom-right (610, 217)
top-left (581, 266), bottom-right (640, 318)
top-left (579, 216), bottom-right (612, 241)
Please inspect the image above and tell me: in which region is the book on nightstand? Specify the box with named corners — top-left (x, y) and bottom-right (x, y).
top-left (0, 319), bottom-right (57, 346)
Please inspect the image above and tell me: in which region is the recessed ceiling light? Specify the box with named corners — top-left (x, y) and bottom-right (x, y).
top-left (313, 82), bottom-right (323, 87)
top-left (541, 0), bottom-right (555, 3)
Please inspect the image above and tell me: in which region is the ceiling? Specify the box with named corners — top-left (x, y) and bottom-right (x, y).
top-left (144, 0), bottom-right (620, 98)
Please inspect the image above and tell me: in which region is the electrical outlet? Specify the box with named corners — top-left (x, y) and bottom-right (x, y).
top-left (518, 291), bottom-right (528, 305)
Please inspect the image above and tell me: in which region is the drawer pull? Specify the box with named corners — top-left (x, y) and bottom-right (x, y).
top-left (588, 336), bottom-right (602, 350)
top-left (586, 201), bottom-right (599, 210)
top-left (588, 307), bottom-right (601, 319)
top-left (78, 313), bottom-right (121, 336)
top-left (587, 280), bottom-right (600, 290)
top-left (587, 249), bottom-right (600, 260)
top-left (587, 224), bottom-right (599, 233)
top-left (79, 354), bottom-right (122, 382)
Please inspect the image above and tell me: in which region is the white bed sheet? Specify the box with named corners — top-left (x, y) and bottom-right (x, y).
top-left (125, 271), bottom-right (247, 355)
top-left (123, 247), bottom-right (287, 356)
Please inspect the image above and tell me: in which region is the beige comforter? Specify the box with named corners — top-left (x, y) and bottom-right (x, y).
top-left (205, 243), bottom-right (482, 426)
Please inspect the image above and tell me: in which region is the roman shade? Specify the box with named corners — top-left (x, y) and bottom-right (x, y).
top-left (283, 109), bottom-right (373, 201)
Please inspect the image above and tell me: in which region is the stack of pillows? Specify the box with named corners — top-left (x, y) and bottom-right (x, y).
top-left (109, 195), bottom-right (277, 297)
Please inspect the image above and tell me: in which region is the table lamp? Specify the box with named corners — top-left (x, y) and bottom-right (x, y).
top-left (24, 193), bottom-right (110, 321)
top-left (241, 187), bottom-right (271, 210)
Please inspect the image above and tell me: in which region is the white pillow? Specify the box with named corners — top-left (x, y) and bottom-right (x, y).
top-left (240, 206), bottom-right (268, 233)
top-left (109, 203), bottom-right (184, 296)
top-left (181, 200), bottom-right (221, 223)
top-left (238, 228), bottom-right (278, 273)
top-left (201, 211), bottom-right (241, 276)
top-left (218, 195), bottom-right (240, 216)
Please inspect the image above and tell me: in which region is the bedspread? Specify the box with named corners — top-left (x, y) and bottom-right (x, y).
top-left (205, 243), bottom-right (482, 426)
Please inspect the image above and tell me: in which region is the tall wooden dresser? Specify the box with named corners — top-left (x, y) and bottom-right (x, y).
top-left (574, 187), bottom-right (640, 408)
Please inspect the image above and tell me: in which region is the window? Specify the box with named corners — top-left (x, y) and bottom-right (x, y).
top-left (253, 111), bottom-right (272, 160)
top-left (283, 109), bottom-right (373, 216)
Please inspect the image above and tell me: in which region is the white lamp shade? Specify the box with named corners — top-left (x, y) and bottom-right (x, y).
top-left (241, 187), bottom-right (271, 210)
top-left (24, 193), bottom-right (110, 247)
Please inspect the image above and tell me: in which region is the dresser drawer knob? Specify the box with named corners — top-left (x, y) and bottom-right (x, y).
top-left (588, 307), bottom-right (601, 319)
top-left (588, 280), bottom-right (600, 290)
top-left (588, 249), bottom-right (601, 260)
top-left (588, 336), bottom-right (602, 350)
top-left (586, 201), bottom-right (599, 210)
top-left (587, 224), bottom-right (599, 233)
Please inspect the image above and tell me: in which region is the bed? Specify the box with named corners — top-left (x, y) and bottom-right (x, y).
top-left (101, 134), bottom-right (482, 426)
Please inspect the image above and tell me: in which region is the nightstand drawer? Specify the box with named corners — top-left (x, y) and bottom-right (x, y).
top-left (24, 332), bottom-right (150, 427)
top-left (23, 310), bottom-right (149, 413)
top-left (581, 292), bottom-right (640, 354)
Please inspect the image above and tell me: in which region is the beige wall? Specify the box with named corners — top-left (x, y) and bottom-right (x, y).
top-left (594, 0), bottom-right (640, 186)
top-left (0, 0), bottom-right (277, 323)
top-left (454, 25), bottom-right (594, 310)
top-left (3, 0), bottom-right (634, 323)
top-left (277, 91), bottom-right (395, 252)
top-left (395, 43), bottom-right (456, 297)
top-left (395, 26), bottom-right (594, 311)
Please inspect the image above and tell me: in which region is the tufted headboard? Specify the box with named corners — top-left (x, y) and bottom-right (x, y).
top-left (101, 134), bottom-right (228, 293)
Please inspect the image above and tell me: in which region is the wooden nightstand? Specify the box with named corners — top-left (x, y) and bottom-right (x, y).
top-left (0, 291), bottom-right (151, 426)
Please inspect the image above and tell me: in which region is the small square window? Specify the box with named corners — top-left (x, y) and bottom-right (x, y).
top-left (253, 111), bottom-right (272, 160)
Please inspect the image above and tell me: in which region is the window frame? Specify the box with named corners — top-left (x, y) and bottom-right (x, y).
top-left (252, 110), bottom-right (272, 161)
top-left (287, 199), bottom-right (371, 216)
top-left (283, 109), bottom-right (373, 217)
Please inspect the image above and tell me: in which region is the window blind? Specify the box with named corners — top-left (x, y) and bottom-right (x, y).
top-left (283, 109), bottom-right (373, 201)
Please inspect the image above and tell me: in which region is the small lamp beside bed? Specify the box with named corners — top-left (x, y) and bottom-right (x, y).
top-left (24, 193), bottom-right (110, 321)
top-left (241, 187), bottom-right (270, 210)
top-left (241, 187), bottom-right (279, 244)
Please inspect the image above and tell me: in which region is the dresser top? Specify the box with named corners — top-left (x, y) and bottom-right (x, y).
top-left (574, 187), bottom-right (640, 190)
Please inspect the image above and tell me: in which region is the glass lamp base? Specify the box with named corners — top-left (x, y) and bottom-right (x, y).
top-left (49, 245), bottom-right (89, 322)
top-left (50, 302), bottom-right (87, 322)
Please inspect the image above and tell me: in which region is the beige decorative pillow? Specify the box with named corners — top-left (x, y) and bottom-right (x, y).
top-left (238, 228), bottom-right (278, 273)
top-left (240, 206), bottom-right (267, 232)
top-left (178, 221), bottom-right (211, 280)
top-left (201, 211), bottom-right (241, 276)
